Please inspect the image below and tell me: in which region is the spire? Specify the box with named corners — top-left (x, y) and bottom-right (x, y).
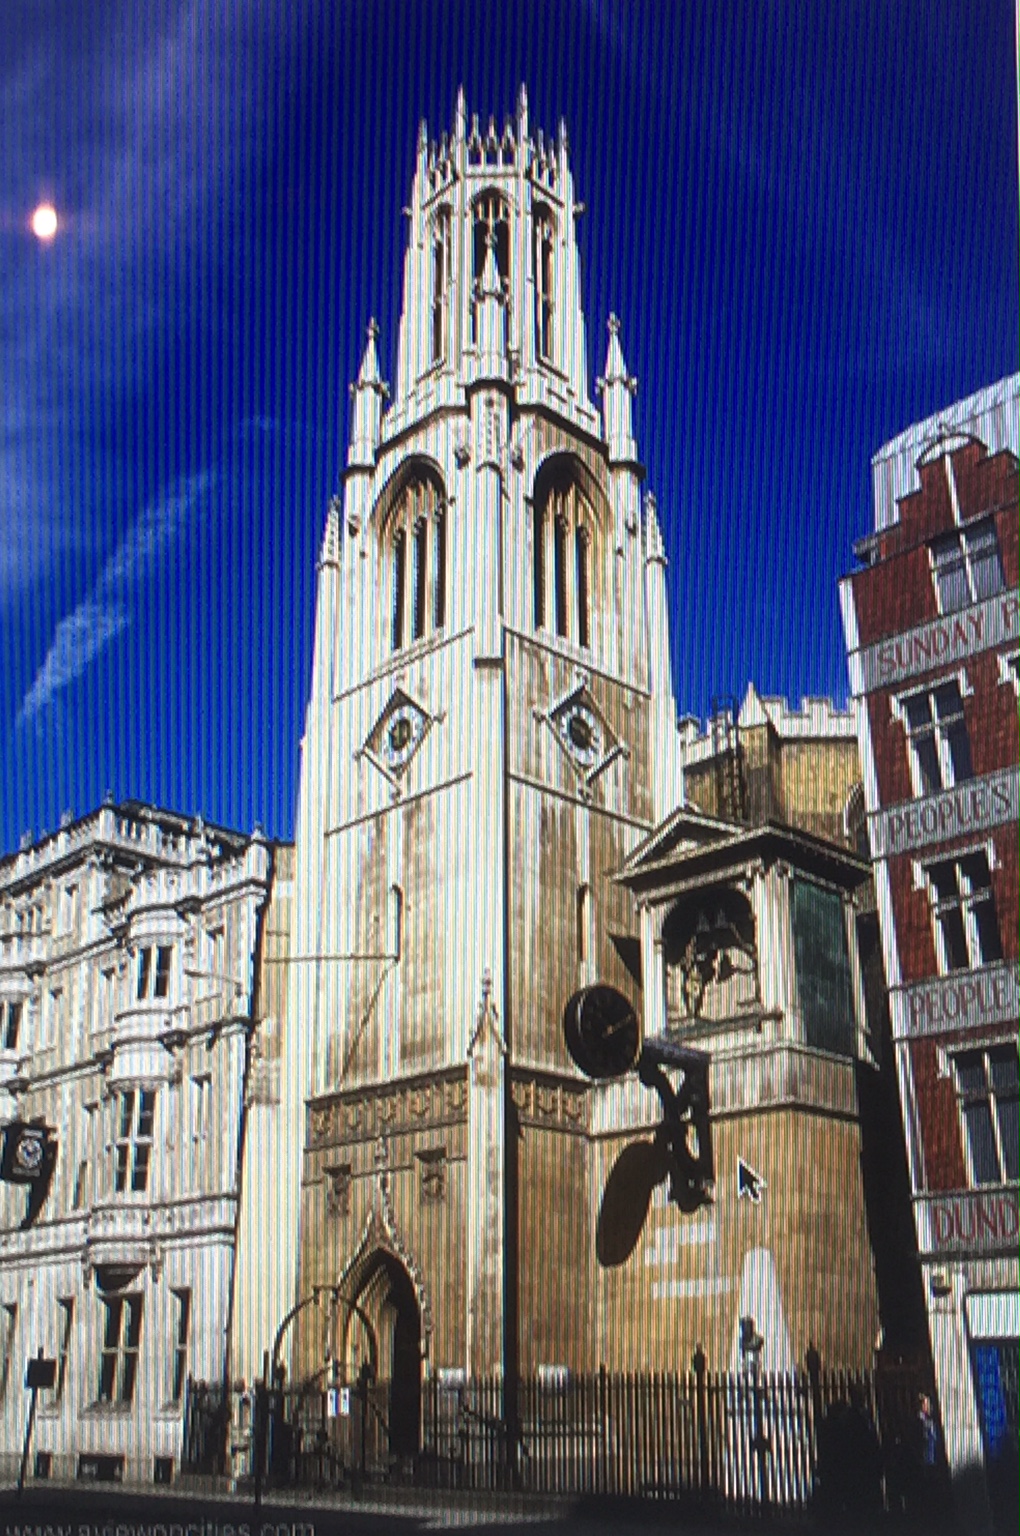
top-left (454, 86), bottom-right (467, 140)
top-left (347, 318), bottom-right (389, 468)
top-left (517, 82), bottom-right (529, 139)
top-left (475, 233), bottom-right (507, 380)
top-left (597, 314), bottom-right (638, 463)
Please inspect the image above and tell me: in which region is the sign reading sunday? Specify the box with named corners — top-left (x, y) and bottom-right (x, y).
top-left (850, 588), bottom-right (1019, 695)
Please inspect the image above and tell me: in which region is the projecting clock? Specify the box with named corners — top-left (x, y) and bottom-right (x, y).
top-left (563, 984), bottom-right (640, 1080)
top-left (559, 703), bottom-right (602, 768)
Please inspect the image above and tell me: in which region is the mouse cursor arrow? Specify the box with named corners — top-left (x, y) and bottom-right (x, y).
top-left (737, 1157), bottom-right (766, 1204)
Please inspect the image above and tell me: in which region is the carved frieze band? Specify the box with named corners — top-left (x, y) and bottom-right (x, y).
top-left (308, 1070), bottom-right (469, 1148)
top-left (510, 1073), bottom-right (588, 1132)
top-left (308, 1068), bottom-right (591, 1147)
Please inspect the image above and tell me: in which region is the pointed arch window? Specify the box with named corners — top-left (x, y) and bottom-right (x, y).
top-left (431, 208), bottom-right (452, 365)
top-left (533, 207), bottom-right (555, 361)
top-left (390, 471), bottom-right (447, 650)
top-left (471, 193), bottom-right (510, 343)
top-left (532, 469), bottom-right (594, 649)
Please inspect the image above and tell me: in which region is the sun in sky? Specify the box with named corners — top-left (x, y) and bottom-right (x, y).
top-left (30, 202), bottom-right (58, 241)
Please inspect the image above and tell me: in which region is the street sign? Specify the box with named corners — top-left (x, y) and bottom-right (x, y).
top-left (1, 1124), bottom-right (50, 1184)
top-left (25, 1357), bottom-right (56, 1390)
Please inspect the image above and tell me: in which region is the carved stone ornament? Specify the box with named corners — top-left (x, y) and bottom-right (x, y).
top-left (542, 676), bottom-right (628, 791)
top-left (309, 1072), bottom-right (468, 1149)
top-left (325, 1163), bottom-right (352, 1218)
top-left (417, 1147), bottom-right (447, 1203)
top-left (511, 1074), bottom-right (588, 1132)
top-left (357, 687), bottom-right (440, 788)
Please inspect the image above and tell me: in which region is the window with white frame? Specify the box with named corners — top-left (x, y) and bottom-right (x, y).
top-left (923, 850), bottom-right (1003, 973)
top-left (953, 1044), bottom-right (1019, 1186)
top-left (136, 945), bottom-right (172, 1001)
top-left (1, 998), bottom-right (22, 1050)
top-left (73, 1102), bottom-right (96, 1209)
top-left (997, 650), bottom-right (1019, 696)
top-left (929, 517), bottom-right (1005, 613)
top-left (113, 1089), bottom-right (156, 1194)
top-left (190, 1074), bottom-right (212, 1147)
top-left (897, 679), bottom-right (974, 796)
top-left (1, 1302), bottom-right (16, 1402)
top-left (50, 1298), bottom-right (74, 1404)
top-left (390, 472), bottom-right (447, 651)
top-left (97, 1292), bottom-right (142, 1404)
top-left (169, 1288), bottom-right (191, 1403)
top-left (42, 987), bottom-right (62, 1048)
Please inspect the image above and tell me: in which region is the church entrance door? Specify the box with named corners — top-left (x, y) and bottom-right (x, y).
top-left (349, 1250), bottom-right (422, 1460)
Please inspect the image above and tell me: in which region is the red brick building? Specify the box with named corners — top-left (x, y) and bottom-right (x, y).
top-left (841, 375), bottom-right (1018, 1533)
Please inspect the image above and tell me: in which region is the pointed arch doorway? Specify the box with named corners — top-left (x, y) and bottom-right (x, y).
top-left (340, 1250), bottom-right (422, 1460)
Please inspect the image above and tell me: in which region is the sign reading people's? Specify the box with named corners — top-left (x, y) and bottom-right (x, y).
top-left (869, 766), bottom-right (1018, 858)
top-left (892, 962), bottom-right (1018, 1040)
top-left (849, 588), bottom-right (1019, 695)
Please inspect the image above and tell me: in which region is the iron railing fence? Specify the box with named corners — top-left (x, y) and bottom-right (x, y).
top-left (199, 1355), bottom-right (934, 1520)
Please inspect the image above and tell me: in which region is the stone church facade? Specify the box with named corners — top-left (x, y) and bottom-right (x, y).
top-left (285, 89), bottom-right (681, 1397)
top-left (269, 93), bottom-right (883, 1419)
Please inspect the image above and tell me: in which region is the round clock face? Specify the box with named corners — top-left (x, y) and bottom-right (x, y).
top-left (563, 984), bottom-right (640, 1080)
top-left (382, 706), bottom-right (425, 768)
top-left (15, 1129), bottom-right (45, 1174)
top-left (560, 704), bottom-right (601, 767)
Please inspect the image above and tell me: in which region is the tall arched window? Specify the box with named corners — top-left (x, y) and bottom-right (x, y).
top-left (533, 207), bottom-right (555, 361)
top-left (390, 471), bottom-right (447, 650)
top-left (471, 192), bottom-right (510, 343)
top-left (430, 208), bottom-right (451, 365)
top-left (532, 468), bottom-right (594, 648)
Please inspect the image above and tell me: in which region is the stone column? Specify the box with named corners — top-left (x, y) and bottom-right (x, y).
top-left (640, 902), bottom-right (668, 1042)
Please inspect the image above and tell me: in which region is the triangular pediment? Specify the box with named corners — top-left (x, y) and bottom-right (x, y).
top-left (619, 803), bottom-right (743, 876)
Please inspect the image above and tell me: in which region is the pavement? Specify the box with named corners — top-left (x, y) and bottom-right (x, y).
top-left (0, 1480), bottom-right (941, 1536)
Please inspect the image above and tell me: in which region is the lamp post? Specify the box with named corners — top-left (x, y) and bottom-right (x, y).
top-left (254, 1287), bottom-right (378, 1499)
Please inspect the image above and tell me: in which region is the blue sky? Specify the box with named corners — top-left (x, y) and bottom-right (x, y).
top-left (2, 0), bottom-right (1017, 850)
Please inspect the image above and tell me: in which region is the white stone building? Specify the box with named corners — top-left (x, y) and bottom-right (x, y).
top-left (0, 803), bottom-right (273, 1484)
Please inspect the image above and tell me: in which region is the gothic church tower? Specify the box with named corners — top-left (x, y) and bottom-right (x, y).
top-left (289, 90), bottom-right (682, 1399)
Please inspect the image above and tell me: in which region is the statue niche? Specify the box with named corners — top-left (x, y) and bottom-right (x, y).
top-left (663, 885), bottom-right (758, 1027)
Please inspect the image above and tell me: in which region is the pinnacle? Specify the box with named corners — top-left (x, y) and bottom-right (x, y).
top-left (600, 313), bottom-right (635, 391)
top-left (354, 318), bottom-right (383, 389)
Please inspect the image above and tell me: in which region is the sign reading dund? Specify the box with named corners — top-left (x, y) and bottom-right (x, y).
top-left (892, 962), bottom-right (1019, 1039)
top-left (850, 589), bottom-right (1019, 695)
top-left (870, 766), bottom-right (1018, 857)
top-left (917, 1188), bottom-right (1019, 1258)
